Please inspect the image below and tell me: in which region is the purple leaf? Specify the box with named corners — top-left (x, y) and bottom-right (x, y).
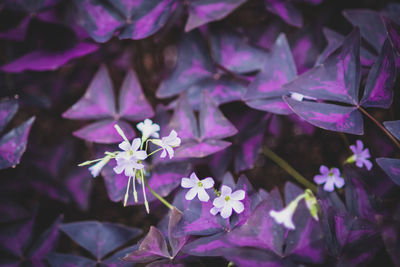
top-left (0, 116), bottom-right (35, 169)
top-left (360, 39), bottom-right (396, 108)
top-left (182, 232), bottom-right (232, 256)
top-left (72, 119), bottom-right (135, 144)
top-left (184, 76), bottom-right (247, 110)
top-left (64, 169), bottom-right (93, 211)
top-left (284, 97), bottom-right (363, 135)
top-left (343, 9), bottom-right (386, 52)
top-left (47, 253), bottom-right (97, 267)
top-left (381, 225), bottom-right (400, 266)
top-left (0, 17), bottom-right (30, 41)
top-left (168, 208), bottom-right (189, 257)
top-left (1, 43), bottom-right (98, 73)
top-left (174, 198), bottom-right (225, 237)
top-left (118, 69), bottom-right (154, 121)
top-left (0, 99), bottom-right (18, 133)
top-left (101, 244), bottom-right (139, 266)
top-left (284, 28), bottom-right (361, 104)
top-left (220, 247), bottom-right (285, 267)
top-left (168, 92), bottom-right (237, 158)
top-left (60, 221), bottom-right (142, 261)
top-left (209, 26), bottom-right (268, 73)
top-left (383, 120), bottom-right (400, 141)
top-left (264, 0), bottom-right (303, 27)
top-left (315, 28), bottom-right (375, 66)
top-left (72, 0), bottom-right (124, 43)
top-left (157, 31), bottom-right (214, 99)
top-left (0, 216), bottom-right (35, 257)
top-left (199, 91), bottom-right (238, 140)
top-left (383, 16), bottom-right (400, 55)
top-left (185, 0), bottom-right (246, 32)
top-left (5, 0), bottom-right (61, 13)
top-left (225, 188), bottom-right (285, 255)
top-left (63, 65), bottom-right (116, 120)
top-left (123, 226), bottom-right (170, 262)
top-left (28, 215), bottom-right (63, 261)
top-left (244, 33), bottom-right (296, 115)
top-left (116, 0), bottom-right (178, 40)
top-left (376, 157), bottom-right (400, 185)
top-left (0, 201), bottom-right (29, 223)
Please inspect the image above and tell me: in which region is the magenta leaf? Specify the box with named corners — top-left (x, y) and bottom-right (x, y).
top-left (73, 0), bottom-right (177, 42)
top-left (72, 119), bottom-right (135, 144)
top-left (209, 26), bottom-right (268, 74)
top-left (156, 31), bottom-right (246, 107)
top-left (1, 43), bottom-right (98, 73)
top-left (0, 99), bottom-right (18, 133)
top-left (264, 0), bottom-right (303, 27)
top-left (383, 16), bottom-right (400, 55)
top-left (360, 39), bottom-right (396, 108)
top-left (244, 33), bottom-right (297, 115)
top-left (63, 65), bottom-right (154, 143)
top-left (169, 92), bottom-right (237, 158)
top-left (383, 120), bottom-right (400, 141)
top-left (185, 0), bottom-right (246, 32)
top-left (0, 116), bottom-right (35, 169)
top-left (376, 158), bottom-right (400, 186)
top-left (63, 65), bottom-right (116, 120)
top-left (60, 221), bottom-right (142, 261)
top-left (284, 97), bottom-right (363, 134)
top-left (343, 9), bottom-right (386, 52)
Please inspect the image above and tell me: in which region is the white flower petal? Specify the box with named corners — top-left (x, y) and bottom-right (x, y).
top-left (231, 200), bottom-right (244, 214)
top-left (165, 146), bottom-right (174, 159)
top-left (213, 196), bottom-right (225, 208)
top-left (185, 187), bottom-right (198, 200)
top-left (190, 172), bottom-right (200, 182)
top-left (220, 185), bottom-right (232, 196)
top-left (220, 204), bottom-right (233, 219)
top-left (210, 206), bottom-right (221, 215)
top-left (113, 164), bottom-right (125, 174)
top-left (230, 190), bottom-right (245, 200)
top-left (197, 188), bottom-right (210, 202)
top-left (323, 178), bottom-right (335, 192)
top-left (131, 138), bottom-right (141, 151)
top-left (124, 167), bottom-right (135, 177)
top-left (201, 177), bottom-right (215, 189)
top-left (160, 149), bottom-right (167, 158)
top-left (135, 150), bottom-right (147, 160)
top-left (181, 178), bottom-right (195, 188)
top-left (313, 175), bottom-right (327, 184)
top-left (119, 141), bottom-right (131, 152)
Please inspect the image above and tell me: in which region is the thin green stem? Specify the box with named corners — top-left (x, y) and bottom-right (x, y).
top-left (143, 176), bottom-right (174, 210)
top-left (262, 146), bottom-right (317, 193)
top-left (140, 169), bottom-right (150, 213)
top-left (147, 148), bottom-right (163, 157)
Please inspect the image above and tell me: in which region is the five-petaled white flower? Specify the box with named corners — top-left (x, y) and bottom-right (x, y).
top-left (88, 155), bottom-right (112, 178)
top-left (137, 119), bottom-right (160, 141)
top-left (210, 185), bottom-right (245, 219)
top-left (313, 165), bottom-right (345, 192)
top-left (152, 130), bottom-right (181, 159)
top-left (181, 172), bottom-right (214, 202)
top-left (269, 205), bottom-right (296, 230)
top-left (348, 140), bottom-right (373, 170)
top-left (113, 138), bottom-right (147, 177)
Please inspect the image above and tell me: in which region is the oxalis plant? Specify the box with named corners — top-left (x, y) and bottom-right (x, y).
top-left (1, 0), bottom-right (400, 266)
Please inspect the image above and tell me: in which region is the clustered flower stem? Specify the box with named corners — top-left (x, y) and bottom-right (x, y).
top-left (358, 106), bottom-right (400, 150)
top-left (262, 146), bottom-right (317, 193)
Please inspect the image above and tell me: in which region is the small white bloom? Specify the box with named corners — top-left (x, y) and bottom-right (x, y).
top-left (269, 206), bottom-right (296, 230)
top-left (211, 185), bottom-right (245, 219)
top-left (151, 130), bottom-right (181, 159)
top-left (290, 92), bottom-right (305, 101)
top-left (88, 155), bottom-right (111, 178)
top-left (113, 138), bottom-right (147, 177)
top-left (137, 119), bottom-right (160, 140)
top-left (181, 172), bottom-right (214, 202)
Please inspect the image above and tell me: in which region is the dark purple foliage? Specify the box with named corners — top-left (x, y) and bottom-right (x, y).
top-left (63, 65), bottom-right (154, 143)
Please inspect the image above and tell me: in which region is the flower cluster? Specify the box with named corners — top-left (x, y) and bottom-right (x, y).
top-left (80, 119), bottom-right (181, 212)
top-left (313, 140), bottom-right (372, 192)
top-left (181, 172), bottom-right (245, 219)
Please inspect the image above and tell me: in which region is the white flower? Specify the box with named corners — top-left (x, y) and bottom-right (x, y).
top-left (88, 155), bottom-right (111, 178)
top-left (290, 92), bottom-right (305, 101)
top-left (137, 119), bottom-right (160, 140)
top-left (181, 172), bottom-right (214, 202)
top-left (313, 166), bottom-right (345, 192)
top-left (151, 130), bottom-right (181, 159)
top-left (269, 205), bottom-right (296, 230)
top-left (113, 138), bottom-right (147, 177)
top-left (210, 185), bottom-right (245, 219)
